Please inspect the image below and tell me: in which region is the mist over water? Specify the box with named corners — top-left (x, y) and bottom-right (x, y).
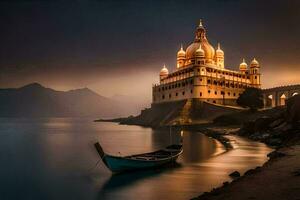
top-left (0, 118), bottom-right (272, 200)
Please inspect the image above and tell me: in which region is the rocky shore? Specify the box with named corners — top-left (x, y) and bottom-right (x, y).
top-left (192, 95), bottom-right (300, 200)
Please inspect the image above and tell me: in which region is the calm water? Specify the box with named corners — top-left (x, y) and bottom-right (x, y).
top-left (0, 118), bottom-right (272, 200)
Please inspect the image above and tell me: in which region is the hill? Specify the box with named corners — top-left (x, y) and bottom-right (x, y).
top-left (0, 83), bottom-right (133, 118)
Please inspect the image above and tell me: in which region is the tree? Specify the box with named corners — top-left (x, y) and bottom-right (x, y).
top-left (237, 87), bottom-right (264, 111)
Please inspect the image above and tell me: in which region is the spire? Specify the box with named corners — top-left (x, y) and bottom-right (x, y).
top-left (177, 44), bottom-right (186, 57)
top-left (240, 58), bottom-right (248, 71)
top-left (199, 19), bottom-right (203, 27)
top-left (196, 44), bottom-right (204, 52)
top-left (251, 57), bottom-right (259, 68)
top-left (198, 44), bottom-right (202, 50)
top-left (217, 43), bottom-right (221, 50)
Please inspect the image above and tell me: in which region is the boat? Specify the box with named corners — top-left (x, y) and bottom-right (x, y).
top-left (94, 142), bottom-right (183, 173)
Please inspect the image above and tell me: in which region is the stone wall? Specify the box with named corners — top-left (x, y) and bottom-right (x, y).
top-left (121, 99), bottom-right (241, 127)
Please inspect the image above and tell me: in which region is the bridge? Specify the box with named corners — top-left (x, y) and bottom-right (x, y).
top-left (262, 84), bottom-right (300, 107)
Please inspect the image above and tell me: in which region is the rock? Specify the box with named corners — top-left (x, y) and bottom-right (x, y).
top-left (229, 171), bottom-right (241, 178)
top-left (253, 116), bottom-right (274, 132)
top-left (211, 188), bottom-right (221, 196)
top-left (261, 133), bottom-right (271, 139)
top-left (240, 121), bottom-right (255, 135)
top-left (286, 95), bottom-right (300, 124)
top-left (244, 169), bottom-right (256, 176)
top-left (269, 118), bottom-right (285, 128)
top-left (267, 138), bottom-right (283, 146)
top-left (267, 151), bottom-right (286, 159)
top-left (274, 122), bottom-right (292, 132)
top-left (223, 181), bottom-right (229, 186)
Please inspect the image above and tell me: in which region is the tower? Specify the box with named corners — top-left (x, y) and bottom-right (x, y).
top-left (177, 45), bottom-right (186, 68)
top-left (250, 58), bottom-right (261, 88)
top-left (239, 58), bottom-right (248, 74)
top-left (215, 43), bottom-right (224, 68)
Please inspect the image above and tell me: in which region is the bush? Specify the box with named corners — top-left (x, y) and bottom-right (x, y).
top-left (237, 87), bottom-right (264, 111)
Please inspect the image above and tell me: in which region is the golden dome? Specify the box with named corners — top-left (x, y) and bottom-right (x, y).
top-left (186, 20), bottom-right (215, 62)
top-left (160, 65), bottom-right (169, 76)
top-left (186, 42), bottom-right (215, 61)
top-left (177, 44), bottom-right (186, 58)
top-left (250, 58), bottom-right (259, 68)
top-left (216, 43), bottom-right (224, 56)
top-left (239, 58), bottom-right (248, 71)
top-left (195, 44), bottom-right (205, 57)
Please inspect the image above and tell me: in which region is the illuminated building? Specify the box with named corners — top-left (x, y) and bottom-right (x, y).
top-left (152, 20), bottom-right (261, 105)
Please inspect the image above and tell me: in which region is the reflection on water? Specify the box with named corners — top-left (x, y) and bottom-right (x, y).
top-left (0, 118), bottom-right (272, 200)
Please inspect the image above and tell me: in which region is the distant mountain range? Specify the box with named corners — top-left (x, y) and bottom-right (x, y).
top-left (0, 83), bottom-right (146, 118)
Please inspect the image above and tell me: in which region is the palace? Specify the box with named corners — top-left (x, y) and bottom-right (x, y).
top-left (152, 20), bottom-right (261, 106)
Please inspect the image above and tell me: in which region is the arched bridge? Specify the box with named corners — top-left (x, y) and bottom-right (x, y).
top-left (262, 84), bottom-right (300, 107)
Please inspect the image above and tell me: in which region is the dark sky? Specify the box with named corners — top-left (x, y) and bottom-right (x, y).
top-left (0, 0), bottom-right (300, 103)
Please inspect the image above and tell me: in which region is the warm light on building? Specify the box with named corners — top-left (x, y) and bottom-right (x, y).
top-left (152, 20), bottom-right (261, 106)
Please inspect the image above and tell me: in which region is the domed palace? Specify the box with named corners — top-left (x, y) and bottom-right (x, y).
top-left (153, 20), bottom-right (261, 105)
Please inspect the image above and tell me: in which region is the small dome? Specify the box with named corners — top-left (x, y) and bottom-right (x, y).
top-left (216, 43), bottom-right (224, 56)
top-left (250, 58), bottom-right (259, 68)
top-left (160, 65), bottom-right (169, 76)
top-left (177, 45), bottom-right (186, 57)
top-left (186, 42), bottom-right (215, 61)
top-left (195, 44), bottom-right (205, 57)
top-left (239, 58), bottom-right (248, 71)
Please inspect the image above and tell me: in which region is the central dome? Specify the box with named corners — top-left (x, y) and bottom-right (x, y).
top-left (186, 42), bottom-right (215, 61)
top-left (186, 20), bottom-right (215, 63)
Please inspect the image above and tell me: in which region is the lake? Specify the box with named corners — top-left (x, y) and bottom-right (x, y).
top-left (0, 118), bottom-right (272, 200)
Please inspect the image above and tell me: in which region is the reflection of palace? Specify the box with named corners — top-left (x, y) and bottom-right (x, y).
top-left (152, 20), bottom-right (261, 106)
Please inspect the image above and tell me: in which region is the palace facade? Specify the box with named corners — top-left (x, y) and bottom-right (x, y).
top-left (152, 20), bottom-right (261, 106)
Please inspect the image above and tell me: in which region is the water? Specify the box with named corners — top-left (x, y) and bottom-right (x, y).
top-left (0, 118), bottom-right (272, 200)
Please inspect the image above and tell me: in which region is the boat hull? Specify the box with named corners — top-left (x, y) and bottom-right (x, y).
top-left (94, 142), bottom-right (183, 173)
top-left (103, 154), bottom-right (180, 173)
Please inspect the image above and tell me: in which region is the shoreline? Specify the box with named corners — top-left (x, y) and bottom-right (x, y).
top-left (97, 120), bottom-right (300, 200)
top-left (191, 144), bottom-right (300, 200)
top-left (95, 95), bottom-right (300, 199)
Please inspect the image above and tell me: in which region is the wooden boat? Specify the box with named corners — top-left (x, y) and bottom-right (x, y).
top-left (94, 142), bottom-right (183, 173)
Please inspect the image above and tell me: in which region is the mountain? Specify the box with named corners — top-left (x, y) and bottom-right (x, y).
top-left (0, 83), bottom-right (134, 118)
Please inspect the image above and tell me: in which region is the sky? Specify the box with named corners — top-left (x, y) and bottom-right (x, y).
top-left (0, 0), bottom-right (300, 104)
